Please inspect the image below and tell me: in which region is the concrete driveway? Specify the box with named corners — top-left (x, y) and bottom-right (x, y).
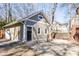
top-left (0, 39), bottom-right (79, 56)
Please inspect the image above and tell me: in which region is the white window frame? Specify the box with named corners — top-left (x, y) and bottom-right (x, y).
top-left (38, 15), bottom-right (43, 20)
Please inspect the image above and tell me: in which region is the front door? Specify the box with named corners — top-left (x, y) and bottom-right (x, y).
top-left (27, 27), bottom-right (32, 41)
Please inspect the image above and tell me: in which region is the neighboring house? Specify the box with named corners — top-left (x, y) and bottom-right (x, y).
top-left (52, 21), bottom-right (69, 33)
top-left (58, 23), bottom-right (69, 33)
top-left (70, 15), bottom-right (79, 40)
top-left (69, 7), bottom-right (79, 42)
top-left (51, 21), bottom-right (69, 39)
top-left (3, 11), bottom-right (50, 42)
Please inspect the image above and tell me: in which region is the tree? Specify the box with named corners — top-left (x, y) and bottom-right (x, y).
top-left (51, 3), bottom-right (57, 23)
top-left (3, 3), bottom-right (12, 23)
top-left (57, 3), bottom-right (79, 32)
top-left (0, 21), bottom-right (6, 29)
top-left (14, 3), bottom-right (35, 19)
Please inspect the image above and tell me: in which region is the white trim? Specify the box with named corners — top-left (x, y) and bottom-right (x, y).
top-left (17, 11), bottom-right (50, 24)
top-left (18, 11), bottom-right (42, 21)
top-left (38, 15), bottom-right (43, 20)
top-left (22, 23), bottom-right (27, 42)
top-left (26, 25), bottom-right (33, 27)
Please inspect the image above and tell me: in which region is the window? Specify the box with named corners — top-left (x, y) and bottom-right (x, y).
top-left (38, 28), bottom-right (40, 34)
top-left (38, 15), bottom-right (43, 19)
top-left (45, 28), bottom-right (47, 34)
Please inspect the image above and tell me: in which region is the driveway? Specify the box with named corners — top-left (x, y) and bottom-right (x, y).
top-left (0, 39), bottom-right (79, 56)
top-left (30, 39), bottom-right (79, 56)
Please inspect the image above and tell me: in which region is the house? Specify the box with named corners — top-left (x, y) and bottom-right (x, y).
top-left (52, 21), bottom-right (69, 33)
top-left (70, 15), bottom-right (79, 41)
top-left (51, 21), bottom-right (69, 39)
top-left (3, 11), bottom-right (50, 42)
top-left (69, 7), bottom-right (79, 42)
top-left (58, 23), bottom-right (69, 33)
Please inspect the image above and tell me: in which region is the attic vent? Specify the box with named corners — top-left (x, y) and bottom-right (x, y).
top-left (38, 15), bottom-right (43, 19)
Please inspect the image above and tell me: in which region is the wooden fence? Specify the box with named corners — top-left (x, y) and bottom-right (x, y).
top-left (0, 29), bottom-right (4, 39)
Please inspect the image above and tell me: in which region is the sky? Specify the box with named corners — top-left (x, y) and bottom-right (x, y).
top-left (36, 3), bottom-right (76, 24)
top-left (0, 3), bottom-right (77, 24)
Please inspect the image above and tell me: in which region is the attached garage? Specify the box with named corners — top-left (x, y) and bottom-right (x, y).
top-left (3, 21), bottom-right (23, 41)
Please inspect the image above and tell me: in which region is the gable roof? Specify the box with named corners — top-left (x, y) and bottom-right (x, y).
top-left (3, 11), bottom-right (50, 28)
top-left (3, 21), bottom-right (21, 28)
top-left (17, 11), bottom-right (50, 24)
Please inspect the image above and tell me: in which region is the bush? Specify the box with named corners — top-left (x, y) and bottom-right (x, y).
top-left (0, 19), bottom-right (16, 29)
top-left (0, 21), bottom-right (6, 29)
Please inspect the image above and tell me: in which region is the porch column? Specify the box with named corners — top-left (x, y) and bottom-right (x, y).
top-left (23, 21), bottom-right (27, 42)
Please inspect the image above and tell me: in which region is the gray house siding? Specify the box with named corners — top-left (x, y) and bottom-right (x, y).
top-left (19, 12), bottom-right (49, 42)
top-left (29, 13), bottom-right (44, 21)
top-left (26, 20), bottom-right (36, 26)
top-left (22, 20), bottom-right (49, 42)
top-left (32, 20), bottom-right (49, 42)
